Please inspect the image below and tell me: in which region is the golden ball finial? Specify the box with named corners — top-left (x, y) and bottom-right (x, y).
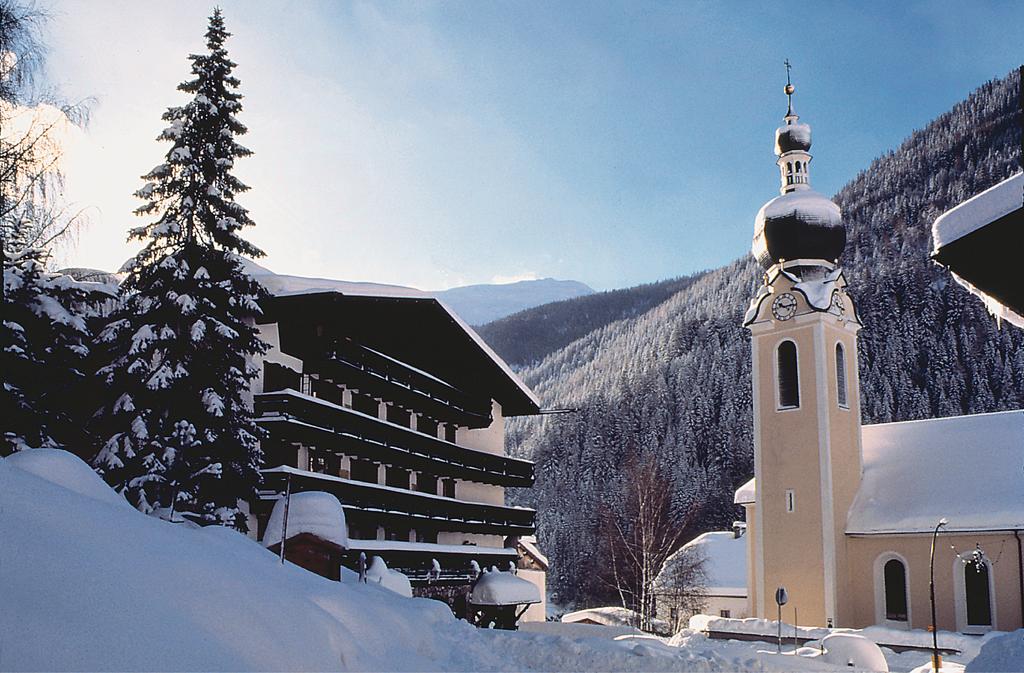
top-left (784, 83), bottom-right (795, 96)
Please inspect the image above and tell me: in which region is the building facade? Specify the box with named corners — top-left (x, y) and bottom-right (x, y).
top-left (248, 287), bottom-right (545, 617)
top-left (738, 80), bottom-right (1024, 633)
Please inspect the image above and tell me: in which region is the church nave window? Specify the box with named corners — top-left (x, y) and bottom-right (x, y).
top-left (883, 558), bottom-right (908, 621)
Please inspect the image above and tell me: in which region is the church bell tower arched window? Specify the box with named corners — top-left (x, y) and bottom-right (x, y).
top-left (777, 340), bottom-right (799, 409)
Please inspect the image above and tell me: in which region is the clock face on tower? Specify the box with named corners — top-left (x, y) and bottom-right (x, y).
top-left (771, 292), bottom-right (798, 321)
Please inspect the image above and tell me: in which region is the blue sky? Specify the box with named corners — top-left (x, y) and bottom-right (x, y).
top-left (49, 1), bottom-right (1023, 291)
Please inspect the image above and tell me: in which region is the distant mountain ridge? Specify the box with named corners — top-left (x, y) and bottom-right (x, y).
top-left (434, 279), bottom-right (594, 326)
top-left (498, 69), bottom-right (1024, 607)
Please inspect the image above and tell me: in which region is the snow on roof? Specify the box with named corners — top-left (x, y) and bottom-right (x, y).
top-left (470, 569), bottom-right (541, 606)
top-left (793, 267), bottom-right (843, 311)
top-left (932, 171), bottom-right (1023, 251)
top-left (262, 491), bottom-right (348, 550)
top-left (5, 449), bottom-right (130, 510)
top-left (561, 607), bottom-right (670, 633)
top-left (656, 531), bottom-right (747, 597)
top-left (366, 556), bottom-right (413, 597)
top-left (258, 271), bottom-right (540, 411)
top-left (847, 410), bottom-right (1024, 535)
top-left (517, 535), bottom-right (549, 569)
top-left (755, 189), bottom-right (842, 229)
top-left (734, 477), bottom-right (755, 505)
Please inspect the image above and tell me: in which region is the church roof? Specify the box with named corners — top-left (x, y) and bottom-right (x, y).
top-left (848, 409), bottom-right (1024, 535)
top-left (733, 409), bottom-right (1024, 535)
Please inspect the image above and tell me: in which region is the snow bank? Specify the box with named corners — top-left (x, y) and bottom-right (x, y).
top-left (365, 555), bottom-right (413, 598)
top-left (262, 491), bottom-right (348, 550)
top-left (471, 569), bottom-right (541, 606)
top-left (932, 171), bottom-right (1023, 250)
top-left (819, 633), bottom-right (888, 672)
top-left (5, 453), bottom-right (997, 672)
top-left (5, 448), bottom-right (130, 509)
top-left (966, 630), bottom-right (1024, 673)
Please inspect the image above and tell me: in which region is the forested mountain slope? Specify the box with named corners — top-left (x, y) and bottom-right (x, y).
top-left (477, 274), bottom-right (705, 367)
top-left (505, 69), bottom-right (1024, 606)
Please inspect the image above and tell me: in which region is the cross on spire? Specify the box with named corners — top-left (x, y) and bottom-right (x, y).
top-left (784, 59), bottom-right (795, 115)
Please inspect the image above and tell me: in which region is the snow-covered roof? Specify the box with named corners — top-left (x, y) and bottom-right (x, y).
top-left (656, 531), bottom-right (747, 597)
top-left (561, 607), bottom-right (669, 633)
top-left (470, 570), bottom-right (541, 606)
top-left (517, 535), bottom-right (549, 569)
top-left (932, 171), bottom-right (1023, 250)
top-left (261, 283), bottom-right (540, 415)
top-left (262, 491), bottom-right (348, 550)
top-left (734, 478), bottom-right (755, 505)
top-left (755, 189), bottom-right (842, 230)
top-left (847, 410), bottom-right (1024, 535)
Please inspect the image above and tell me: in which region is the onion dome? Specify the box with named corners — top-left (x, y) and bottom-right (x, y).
top-left (775, 121), bottom-right (811, 154)
top-left (751, 66), bottom-right (845, 269)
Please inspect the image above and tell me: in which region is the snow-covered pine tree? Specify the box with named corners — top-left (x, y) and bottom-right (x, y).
top-left (92, 8), bottom-right (268, 530)
top-left (1, 242), bottom-right (112, 455)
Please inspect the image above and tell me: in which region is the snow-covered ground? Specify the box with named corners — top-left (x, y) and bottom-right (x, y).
top-left (1, 450), bottom-right (1019, 672)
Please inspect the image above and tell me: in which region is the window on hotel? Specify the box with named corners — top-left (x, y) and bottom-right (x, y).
top-left (385, 466), bottom-right (410, 490)
top-left (444, 424), bottom-right (457, 444)
top-left (308, 452), bottom-right (327, 474)
top-left (883, 559), bottom-right (908, 621)
top-left (417, 416), bottom-right (438, 438)
top-left (442, 479), bottom-right (456, 499)
top-left (719, 610), bottom-right (731, 619)
top-left (386, 405), bottom-right (411, 427)
top-left (785, 489), bottom-right (795, 513)
top-left (350, 459), bottom-right (378, 484)
top-left (777, 340), bottom-right (799, 409)
top-left (352, 392), bottom-right (379, 417)
top-left (386, 527), bottom-right (410, 542)
top-left (418, 530), bottom-right (438, 544)
top-left (417, 473), bottom-right (438, 495)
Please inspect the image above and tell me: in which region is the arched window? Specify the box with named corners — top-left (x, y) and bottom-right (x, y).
top-left (802, 161), bottom-right (808, 173)
top-left (883, 559), bottom-right (908, 621)
top-left (777, 341), bottom-right (799, 409)
top-left (964, 562), bottom-right (993, 628)
top-left (795, 161), bottom-right (801, 173)
top-left (786, 161), bottom-right (793, 174)
top-left (836, 343), bottom-right (848, 407)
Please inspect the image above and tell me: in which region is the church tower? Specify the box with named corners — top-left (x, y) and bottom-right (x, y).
top-left (743, 69), bottom-right (863, 627)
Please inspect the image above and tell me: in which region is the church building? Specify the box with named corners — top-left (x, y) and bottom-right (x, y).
top-left (736, 77), bottom-right (1024, 634)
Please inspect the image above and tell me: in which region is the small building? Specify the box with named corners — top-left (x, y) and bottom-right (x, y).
top-left (262, 491), bottom-right (348, 581)
top-left (248, 283), bottom-right (545, 617)
top-left (654, 528), bottom-right (748, 632)
top-left (513, 535), bottom-right (548, 623)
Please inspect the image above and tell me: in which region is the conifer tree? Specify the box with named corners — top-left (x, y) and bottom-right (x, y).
top-left (92, 8), bottom-right (267, 529)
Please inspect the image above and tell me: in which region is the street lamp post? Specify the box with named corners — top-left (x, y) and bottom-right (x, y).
top-left (929, 517), bottom-right (948, 673)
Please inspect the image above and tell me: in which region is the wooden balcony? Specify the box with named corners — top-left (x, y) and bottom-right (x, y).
top-left (259, 466), bottom-right (536, 538)
top-left (256, 389), bottom-right (534, 487)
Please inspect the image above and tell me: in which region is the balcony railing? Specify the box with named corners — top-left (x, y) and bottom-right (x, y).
top-left (311, 338), bottom-right (493, 428)
top-left (256, 389), bottom-right (534, 487)
top-left (260, 466), bottom-right (536, 537)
